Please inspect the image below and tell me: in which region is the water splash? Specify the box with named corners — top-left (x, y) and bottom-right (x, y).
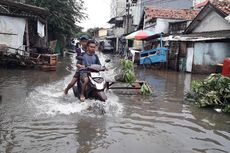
top-left (26, 53), bottom-right (123, 116)
top-left (26, 79), bottom-right (123, 116)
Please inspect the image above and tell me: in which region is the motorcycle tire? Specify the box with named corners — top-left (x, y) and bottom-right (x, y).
top-left (72, 86), bottom-right (80, 98)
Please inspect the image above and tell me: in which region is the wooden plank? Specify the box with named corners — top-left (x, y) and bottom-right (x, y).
top-left (0, 32), bottom-right (17, 35)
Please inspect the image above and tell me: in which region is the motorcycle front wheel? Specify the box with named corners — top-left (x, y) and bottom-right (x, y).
top-left (95, 91), bottom-right (107, 102)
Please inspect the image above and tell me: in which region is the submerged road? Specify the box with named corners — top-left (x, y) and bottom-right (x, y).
top-left (0, 53), bottom-right (230, 153)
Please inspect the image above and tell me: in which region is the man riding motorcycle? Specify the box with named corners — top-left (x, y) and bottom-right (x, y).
top-left (64, 40), bottom-right (102, 102)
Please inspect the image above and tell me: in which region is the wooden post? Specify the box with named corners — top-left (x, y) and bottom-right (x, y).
top-left (25, 19), bottom-right (30, 55)
top-left (45, 19), bottom-right (48, 46)
top-left (116, 37), bottom-right (119, 53)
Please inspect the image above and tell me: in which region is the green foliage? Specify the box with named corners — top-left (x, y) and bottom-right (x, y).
top-left (120, 59), bottom-right (153, 95)
top-left (76, 32), bottom-right (89, 39)
top-left (25, 0), bottom-right (87, 37)
top-left (223, 104), bottom-right (230, 113)
top-left (120, 59), bottom-right (136, 84)
top-left (186, 74), bottom-right (230, 113)
top-left (140, 83), bottom-right (152, 96)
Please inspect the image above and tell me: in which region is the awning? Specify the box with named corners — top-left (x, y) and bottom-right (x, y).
top-left (125, 29), bottom-right (161, 40)
top-left (108, 16), bottom-right (123, 24)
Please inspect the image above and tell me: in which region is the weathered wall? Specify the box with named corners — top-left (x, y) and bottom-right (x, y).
top-left (156, 18), bottom-right (180, 33)
top-left (113, 27), bottom-right (125, 37)
top-left (144, 18), bottom-right (183, 33)
top-left (193, 11), bottom-right (230, 33)
top-left (111, 0), bottom-right (126, 18)
top-left (193, 42), bottom-right (230, 65)
top-left (192, 42), bottom-right (230, 73)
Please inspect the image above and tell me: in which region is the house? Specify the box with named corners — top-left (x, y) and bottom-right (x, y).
top-left (0, 1), bottom-right (58, 70)
top-left (98, 28), bottom-right (109, 38)
top-left (131, 0), bottom-right (193, 26)
top-left (108, 0), bottom-right (127, 53)
top-left (137, 7), bottom-right (199, 32)
top-left (0, 0), bottom-right (49, 56)
top-left (134, 7), bottom-right (199, 67)
top-left (167, 0), bottom-right (230, 73)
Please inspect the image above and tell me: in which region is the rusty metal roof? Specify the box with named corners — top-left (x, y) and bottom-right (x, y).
top-left (144, 7), bottom-right (200, 20)
top-left (164, 30), bottom-right (230, 41)
top-left (0, 0), bottom-right (49, 16)
top-left (184, 30), bottom-right (230, 38)
top-left (0, 10), bottom-right (38, 18)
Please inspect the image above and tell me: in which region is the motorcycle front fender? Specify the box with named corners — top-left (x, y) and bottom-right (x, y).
top-left (96, 91), bottom-right (107, 102)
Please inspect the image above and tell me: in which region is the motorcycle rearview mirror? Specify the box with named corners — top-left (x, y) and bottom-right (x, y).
top-left (105, 59), bottom-right (111, 63)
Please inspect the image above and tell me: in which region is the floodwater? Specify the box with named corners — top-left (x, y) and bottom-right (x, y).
top-left (0, 53), bottom-right (229, 153)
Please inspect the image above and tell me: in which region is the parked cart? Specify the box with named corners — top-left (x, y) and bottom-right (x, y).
top-left (126, 30), bottom-right (168, 66)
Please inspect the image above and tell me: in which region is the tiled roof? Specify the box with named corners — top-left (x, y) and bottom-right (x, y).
top-left (211, 0), bottom-right (230, 15)
top-left (144, 7), bottom-right (200, 21)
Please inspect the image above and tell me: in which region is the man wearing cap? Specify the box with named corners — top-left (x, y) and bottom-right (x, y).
top-left (76, 35), bottom-right (89, 57)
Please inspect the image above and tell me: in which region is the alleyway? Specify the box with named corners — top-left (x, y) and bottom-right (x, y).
top-left (0, 53), bottom-right (230, 153)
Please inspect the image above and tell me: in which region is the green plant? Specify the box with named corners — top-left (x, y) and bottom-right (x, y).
top-left (120, 59), bottom-right (136, 84)
top-left (25, 0), bottom-right (87, 37)
top-left (140, 83), bottom-right (152, 95)
top-left (186, 74), bottom-right (230, 113)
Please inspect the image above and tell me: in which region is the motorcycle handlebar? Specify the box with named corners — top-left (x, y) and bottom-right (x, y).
top-left (79, 65), bottom-right (106, 72)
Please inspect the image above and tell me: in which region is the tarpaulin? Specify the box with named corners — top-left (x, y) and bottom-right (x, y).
top-left (0, 15), bottom-right (26, 54)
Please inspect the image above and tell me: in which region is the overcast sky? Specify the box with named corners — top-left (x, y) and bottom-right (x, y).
top-left (79, 0), bottom-right (111, 31)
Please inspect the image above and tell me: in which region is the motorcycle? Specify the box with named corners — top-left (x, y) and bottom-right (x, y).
top-left (72, 59), bottom-right (110, 102)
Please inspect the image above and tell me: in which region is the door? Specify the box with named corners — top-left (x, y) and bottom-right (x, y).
top-left (186, 47), bottom-right (194, 72)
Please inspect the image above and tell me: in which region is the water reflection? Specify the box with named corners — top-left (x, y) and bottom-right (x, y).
top-left (76, 117), bottom-right (107, 153)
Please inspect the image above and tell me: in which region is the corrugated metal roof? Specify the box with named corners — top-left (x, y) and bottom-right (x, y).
top-left (0, 10), bottom-right (38, 18)
top-left (0, 1), bottom-right (49, 16)
top-left (164, 30), bottom-right (230, 41)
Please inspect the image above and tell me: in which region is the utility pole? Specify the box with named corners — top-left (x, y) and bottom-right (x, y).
top-left (126, 0), bottom-right (130, 34)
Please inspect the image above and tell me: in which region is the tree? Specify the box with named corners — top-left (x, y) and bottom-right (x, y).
top-left (87, 27), bottom-right (100, 38)
top-left (76, 31), bottom-right (89, 39)
top-left (25, 0), bottom-right (87, 38)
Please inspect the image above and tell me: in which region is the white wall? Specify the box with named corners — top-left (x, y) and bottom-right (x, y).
top-left (193, 11), bottom-right (230, 33)
top-left (132, 4), bottom-right (142, 25)
top-left (193, 42), bottom-right (230, 65)
top-left (144, 18), bottom-right (184, 33)
top-left (99, 29), bottom-right (108, 37)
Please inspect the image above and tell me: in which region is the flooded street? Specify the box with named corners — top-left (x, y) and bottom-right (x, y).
top-left (0, 54), bottom-right (230, 153)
